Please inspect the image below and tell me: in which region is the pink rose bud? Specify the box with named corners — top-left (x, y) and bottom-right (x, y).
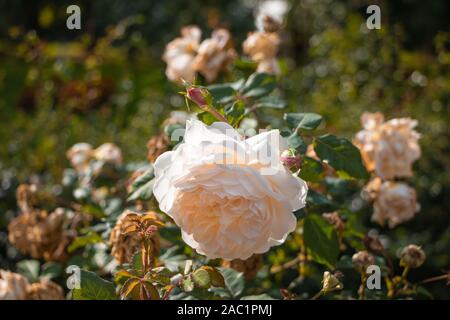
top-left (186, 86), bottom-right (208, 107)
top-left (280, 149), bottom-right (301, 170)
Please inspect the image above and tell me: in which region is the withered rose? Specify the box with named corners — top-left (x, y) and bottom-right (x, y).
top-left (243, 31), bottom-right (280, 74)
top-left (192, 29), bottom-right (237, 83)
top-left (163, 25), bottom-right (201, 83)
top-left (369, 180), bottom-right (420, 228)
top-left (354, 112), bottom-right (421, 180)
top-left (221, 254), bottom-right (263, 281)
top-left (8, 208), bottom-right (74, 262)
top-left (27, 279), bottom-right (65, 300)
top-left (147, 133), bottom-right (170, 164)
top-left (109, 210), bottom-right (161, 265)
top-left (0, 270), bottom-right (64, 300)
top-left (0, 270), bottom-right (29, 300)
top-left (153, 119), bottom-right (307, 260)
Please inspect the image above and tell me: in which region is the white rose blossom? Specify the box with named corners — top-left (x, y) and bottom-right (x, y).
top-left (153, 119), bottom-right (307, 260)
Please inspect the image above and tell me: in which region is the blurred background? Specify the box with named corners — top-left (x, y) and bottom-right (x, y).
top-left (0, 0), bottom-right (449, 298)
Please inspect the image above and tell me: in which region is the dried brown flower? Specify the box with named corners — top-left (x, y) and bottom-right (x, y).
top-left (27, 279), bottom-right (64, 300)
top-left (221, 254), bottom-right (263, 281)
top-left (363, 234), bottom-right (385, 254)
top-left (146, 133), bottom-right (170, 163)
top-left (8, 208), bottom-right (73, 262)
top-left (322, 212), bottom-right (345, 233)
top-left (0, 269), bottom-right (29, 300)
top-left (110, 210), bottom-right (162, 265)
top-left (16, 184), bottom-right (38, 213)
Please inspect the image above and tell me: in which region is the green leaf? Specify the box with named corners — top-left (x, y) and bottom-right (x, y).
top-left (120, 278), bottom-right (140, 300)
top-left (314, 134), bottom-right (369, 180)
top-left (129, 166), bottom-right (154, 192)
top-left (306, 189), bottom-right (339, 212)
top-left (82, 203), bottom-right (106, 219)
top-left (182, 276), bottom-right (195, 292)
top-left (207, 84), bottom-right (236, 104)
top-left (284, 113), bottom-right (323, 131)
top-left (41, 262), bottom-right (63, 280)
top-left (298, 156), bottom-right (324, 182)
top-left (225, 100), bottom-right (245, 126)
top-left (72, 270), bottom-right (117, 300)
top-left (218, 268), bottom-right (244, 298)
top-left (192, 268), bottom-right (211, 289)
top-left (254, 96), bottom-right (287, 109)
top-left (127, 167), bottom-right (155, 201)
top-left (17, 260), bottom-right (40, 282)
top-left (197, 111), bottom-right (218, 126)
top-left (286, 132), bottom-right (307, 153)
top-left (147, 267), bottom-right (172, 286)
top-left (131, 251), bottom-right (144, 274)
top-left (241, 73), bottom-right (276, 98)
top-left (200, 266), bottom-right (225, 288)
top-left (114, 269), bottom-right (138, 285)
top-left (303, 214), bottom-right (339, 269)
top-left (68, 232), bottom-right (103, 253)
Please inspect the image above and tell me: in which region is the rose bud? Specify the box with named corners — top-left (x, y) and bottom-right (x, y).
top-left (280, 148), bottom-right (301, 171)
top-left (400, 244), bottom-right (426, 268)
top-left (186, 86), bottom-right (208, 108)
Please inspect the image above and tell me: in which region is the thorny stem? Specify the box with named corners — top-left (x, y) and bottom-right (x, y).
top-left (204, 106), bottom-right (229, 124)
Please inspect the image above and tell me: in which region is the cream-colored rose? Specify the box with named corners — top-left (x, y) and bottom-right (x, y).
top-left (163, 26), bottom-right (201, 83)
top-left (192, 29), bottom-right (237, 83)
top-left (374, 118), bottom-right (421, 180)
top-left (243, 31), bottom-right (280, 75)
top-left (153, 119), bottom-right (307, 260)
top-left (94, 143), bottom-right (123, 165)
top-left (354, 112), bottom-right (421, 180)
top-left (0, 270), bottom-right (29, 300)
top-left (371, 181), bottom-right (420, 228)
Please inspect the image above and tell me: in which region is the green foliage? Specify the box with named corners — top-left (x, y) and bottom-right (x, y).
top-left (127, 166), bottom-right (155, 201)
top-left (314, 134), bottom-right (368, 180)
top-left (211, 268), bottom-right (245, 299)
top-left (72, 270), bottom-right (117, 300)
top-left (303, 214), bottom-right (340, 269)
top-left (284, 113), bottom-right (323, 132)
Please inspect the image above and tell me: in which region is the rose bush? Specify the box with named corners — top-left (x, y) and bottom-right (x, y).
top-left (0, 1), bottom-right (448, 301)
